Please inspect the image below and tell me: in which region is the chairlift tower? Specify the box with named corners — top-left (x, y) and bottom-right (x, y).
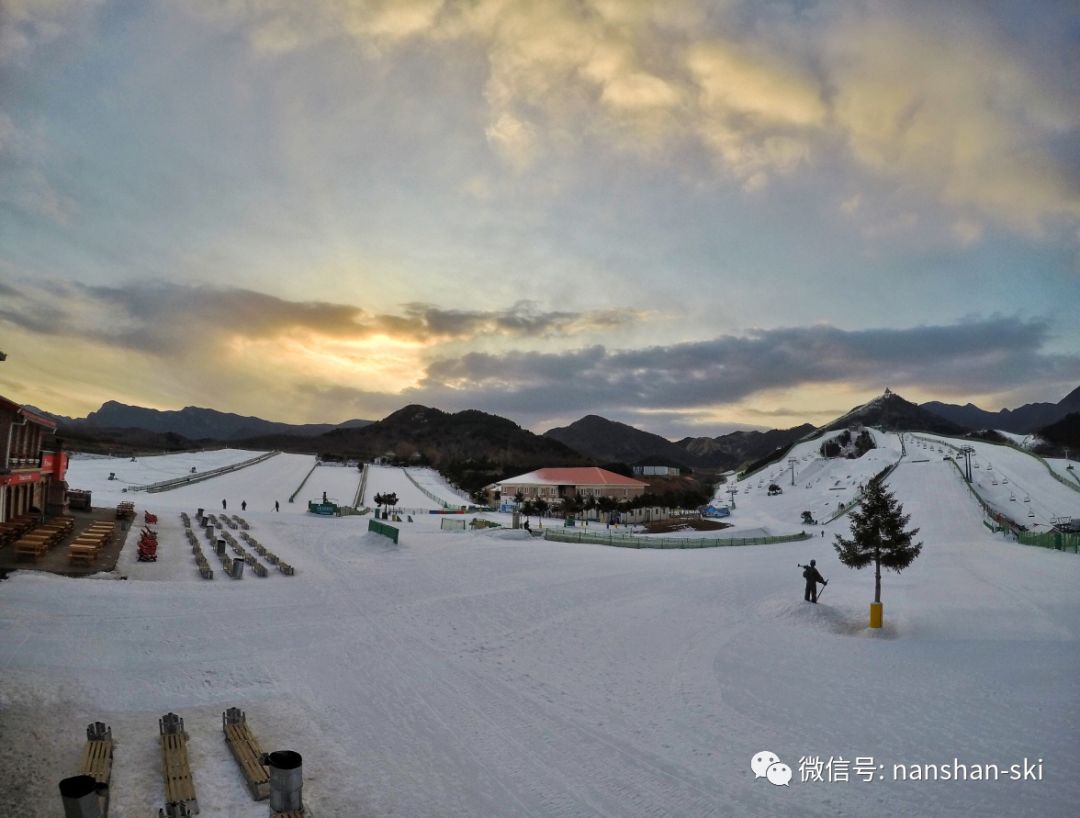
top-left (726, 485), bottom-right (738, 510)
top-left (788, 457), bottom-right (797, 487)
top-left (959, 445), bottom-right (975, 482)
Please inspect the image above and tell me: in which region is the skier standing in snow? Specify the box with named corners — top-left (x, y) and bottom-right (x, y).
top-left (803, 560), bottom-right (827, 603)
top-left (275, 500), bottom-right (280, 512)
top-left (222, 499), bottom-right (227, 511)
top-left (241, 500), bottom-right (247, 511)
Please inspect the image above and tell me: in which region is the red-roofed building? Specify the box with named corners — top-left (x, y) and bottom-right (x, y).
top-left (0, 394), bottom-right (68, 522)
top-left (493, 467), bottom-right (647, 505)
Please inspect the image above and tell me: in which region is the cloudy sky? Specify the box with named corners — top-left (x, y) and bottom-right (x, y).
top-left (1, 0), bottom-right (1078, 438)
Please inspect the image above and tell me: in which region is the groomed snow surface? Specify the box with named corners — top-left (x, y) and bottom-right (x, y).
top-left (2, 446), bottom-right (1079, 817)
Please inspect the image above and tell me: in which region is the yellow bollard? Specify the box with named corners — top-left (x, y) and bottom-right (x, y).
top-left (869, 602), bottom-right (883, 629)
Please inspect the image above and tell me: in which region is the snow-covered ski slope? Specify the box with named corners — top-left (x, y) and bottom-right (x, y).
top-left (3, 447), bottom-right (1079, 816)
top-left (363, 464), bottom-right (460, 510)
top-left (405, 466), bottom-right (473, 507)
top-left (66, 449), bottom-right (262, 497)
top-left (303, 461), bottom-right (362, 508)
top-left (715, 430), bottom-right (904, 535)
top-left (910, 434), bottom-right (1080, 528)
top-left (1045, 456), bottom-right (1080, 488)
top-left (68, 451), bottom-right (319, 515)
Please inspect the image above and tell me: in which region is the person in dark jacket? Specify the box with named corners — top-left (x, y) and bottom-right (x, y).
top-left (803, 560), bottom-right (827, 603)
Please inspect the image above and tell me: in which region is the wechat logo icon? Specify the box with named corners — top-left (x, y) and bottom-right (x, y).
top-left (752, 751), bottom-right (792, 786)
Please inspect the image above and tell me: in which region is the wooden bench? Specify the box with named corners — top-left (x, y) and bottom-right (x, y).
top-left (78, 721), bottom-right (113, 790)
top-left (14, 538), bottom-right (48, 561)
top-left (22, 530), bottom-right (58, 546)
top-left (80, 529), bottom-right (114, 547)
top-left (223, 708), bottom-right (270, 800)
top-left (69, 544), bottom-right (99, 564)
top-left (159, 713), bottom-right (199, 814)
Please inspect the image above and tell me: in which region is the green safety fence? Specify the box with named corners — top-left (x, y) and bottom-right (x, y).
top-left (1016, 530), bottom-right (1080, 554)
top-left (368, 519), bottom-right (400, 544)
top-left (542, 529), bottom-right (810, 549)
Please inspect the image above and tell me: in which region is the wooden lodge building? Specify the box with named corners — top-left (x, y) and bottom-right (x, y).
top-left (0, 394), bottom-right (69, 522)
top-left (492, 467), bottom-right (647, 506)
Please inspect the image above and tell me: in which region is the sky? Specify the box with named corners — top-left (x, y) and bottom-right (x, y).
top-left (1, 0), bottom-right (1078, 439)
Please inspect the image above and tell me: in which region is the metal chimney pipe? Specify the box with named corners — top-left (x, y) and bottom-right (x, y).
top-left (58, 775), bottom-right (101, 818)
top-left (262, 750), bottom-right (303, 812)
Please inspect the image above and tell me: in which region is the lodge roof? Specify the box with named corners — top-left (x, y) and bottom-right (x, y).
top-left (497, 467), bottom-right (647, 488)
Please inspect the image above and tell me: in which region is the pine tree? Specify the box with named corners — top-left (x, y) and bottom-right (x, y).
top-left (834, 477), bottom-right (922, 604)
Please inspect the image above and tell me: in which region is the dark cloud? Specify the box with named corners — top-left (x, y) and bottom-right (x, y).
top-left (0, 282), bottom-right (70, 335)
top-left (407, 317), bottom-right (1080, 418)
top-left (390, 301), bottom-right (636, 340)
top-left (77, 282), bottom-right (364, 352)
top-left (0, 282), bottom-right (631, 353)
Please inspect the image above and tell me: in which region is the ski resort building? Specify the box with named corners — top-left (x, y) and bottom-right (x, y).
top-left (0, 394), bottom-right (68, 521)
top-left (632, 464), bottom-right (682, 476)
top-left (492, 467), bottom-right (648, 504)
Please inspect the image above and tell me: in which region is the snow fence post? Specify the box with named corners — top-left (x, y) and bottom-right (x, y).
top-left (58, 775), bottom-right (101, 818)
top-left (261, 750), bottom-right (303, 812)
top-left (870, 602), bottom-right (883, 628)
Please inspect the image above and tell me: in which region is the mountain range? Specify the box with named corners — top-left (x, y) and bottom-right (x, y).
top-left (921, 386), bottom-right (1080, 434)
top-left (30, 386), bottom-right (1080, 486)
top-left (36, 400), bottom-right (372, 441)
top-left (543, 414), bottom-right (816, 470)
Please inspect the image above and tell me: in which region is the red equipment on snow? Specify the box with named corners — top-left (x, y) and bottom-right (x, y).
top-left (144, 511), bottom-right (159, 525)
top-left (137, 525), bottom-right (158, 562)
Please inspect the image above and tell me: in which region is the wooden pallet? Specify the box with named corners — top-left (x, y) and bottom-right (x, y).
top-left (159, 713), bottom-right (199, 814)
top-left (223, 708), bottom-right (270, 800)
